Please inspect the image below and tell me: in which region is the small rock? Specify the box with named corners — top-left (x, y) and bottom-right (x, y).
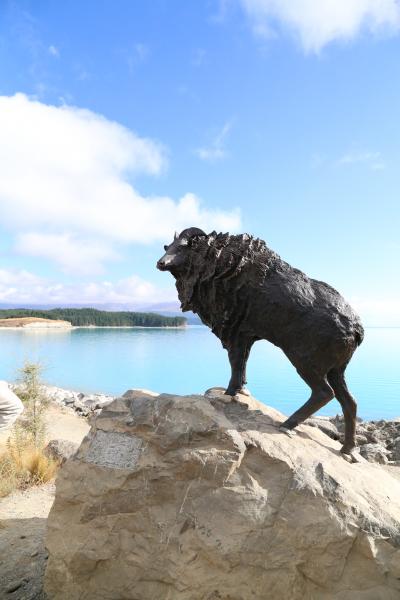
top-left (355, 434), bottom-right (368, 445)
top-left (306, 416), bottom-right (340, 440)
top-left (389, 437), bottom-right (400, 461)
top-left (204, 387), bottom-right (235, 403)
top-left (82, 398), bottom-right (101, 411)
top-left (359, 443), bottom-right (389, 464)
top-left (45, 439), bottom-right (79, 464)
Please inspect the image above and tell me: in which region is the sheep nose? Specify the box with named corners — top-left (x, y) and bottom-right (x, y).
top-left (156, 259), bottom-right (165, 270)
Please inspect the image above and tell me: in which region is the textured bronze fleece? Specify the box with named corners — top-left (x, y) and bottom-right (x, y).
top-left (157, 228), bottom-right (364, 456)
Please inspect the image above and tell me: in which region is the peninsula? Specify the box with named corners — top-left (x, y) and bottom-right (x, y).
top-left (0, 317), bottom-right (72, 329)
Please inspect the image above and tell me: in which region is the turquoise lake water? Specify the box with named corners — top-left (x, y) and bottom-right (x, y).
top-left (0, 326), bottom-right (399, 420)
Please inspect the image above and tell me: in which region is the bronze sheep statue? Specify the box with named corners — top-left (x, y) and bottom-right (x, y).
top-left (157, 228), bottom-right (364, 460)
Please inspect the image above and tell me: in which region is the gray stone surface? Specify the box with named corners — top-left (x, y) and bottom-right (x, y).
top-left (85, 430), bottom-right (142, 470)
top-left (305, 415), bottom-right (340, 440)
top-left (359, 442), bottom-right (390, 464)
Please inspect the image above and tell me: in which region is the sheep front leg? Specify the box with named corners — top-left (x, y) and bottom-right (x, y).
top-left (225, 341), bottom-right (249, 396)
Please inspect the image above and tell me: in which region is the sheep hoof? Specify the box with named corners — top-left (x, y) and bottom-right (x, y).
top-left (279, 426), bottom-right (297, 438)
top-left (341, 450), bottom-right (360, 464)
top-left (225, 389), bottom-right (240, 397)
top-left (238, 387), bottom-right (251, 397)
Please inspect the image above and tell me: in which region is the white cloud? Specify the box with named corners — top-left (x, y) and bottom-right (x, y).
top-left (0, 268), bottom-right (176, 306)
top-left (0, 268), bottom-right (42, 288)
top-left (240, 0), bottom-right (400, 52)
top-left (337, 151), bottom-right (386, 170)
top-left (15, 233), bottom-right (119, 275)
top-left (0, 94), bottom-right (241, 272)
top-left (196, 121), bottom-right (233, 161)
top-left (76, 275), bottom-right (174, 305)
top-left (0, 268), bottom-right (45, 302)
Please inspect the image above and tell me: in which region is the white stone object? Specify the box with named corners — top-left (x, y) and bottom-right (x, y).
top-left (0, 380), bottom-right (24, 431)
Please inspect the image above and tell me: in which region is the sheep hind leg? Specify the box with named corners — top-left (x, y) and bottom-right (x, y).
top-left (225, 341), bottom-right (252, 396)
top-left (280, 373), bottom-right (334, 434)
top-left (240, 344), bottom-right (253, 395)
top-left (327, 367), bottom-right (357, 457)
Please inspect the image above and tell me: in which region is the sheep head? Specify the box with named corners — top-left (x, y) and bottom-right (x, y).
top-left (156, 228), bottom-right (206, 276)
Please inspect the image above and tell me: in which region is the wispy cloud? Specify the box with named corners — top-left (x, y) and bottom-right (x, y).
top-left (75, 65), bottom-right (91, 82)
top-left (192, 48), bottom-right (206, 66)
top-left (337, 151), bottom-right (385, 171)
top-left (7, 5), bottom-right (66, 99)
top-left (195, 121), bottom-right (233, 162)
top-left (134, 43), bottom-right (149, 62)
top-left (48, 45), bottom-right (59, 57)
top-left (209, 0), bottom-right (231, 24)
top-left (311, 149), bottom-right (386, 171)
top-left (240, 0), bottom-right (400, 53)
top-left (127, 43), bottom-right (150, 72)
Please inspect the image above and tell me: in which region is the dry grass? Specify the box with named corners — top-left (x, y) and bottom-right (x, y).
top-left (0, 444), bottom-right (59, 498)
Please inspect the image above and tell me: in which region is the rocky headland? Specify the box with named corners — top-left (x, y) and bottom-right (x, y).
top-left (44, 388), bottom-right (400, 600)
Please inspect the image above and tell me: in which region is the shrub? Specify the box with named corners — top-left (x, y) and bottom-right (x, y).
top-left (13, 362), bottom-right (50, 448)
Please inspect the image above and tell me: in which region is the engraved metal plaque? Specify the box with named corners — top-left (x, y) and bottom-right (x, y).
top-left (85, 430), bottom-right (142, 470)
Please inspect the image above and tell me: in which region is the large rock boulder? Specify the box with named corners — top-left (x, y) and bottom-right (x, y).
top-left (45, 390), bottom-right (400, 600)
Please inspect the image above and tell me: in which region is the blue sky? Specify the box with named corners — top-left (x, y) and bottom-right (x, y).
top-left (0, 0), bottom-right (399, 324)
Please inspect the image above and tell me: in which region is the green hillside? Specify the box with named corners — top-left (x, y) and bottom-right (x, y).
top-left (0, 308), bottom-right (186, 328)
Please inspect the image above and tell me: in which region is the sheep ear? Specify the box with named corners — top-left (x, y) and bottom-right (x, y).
top-left (174, 231), bottom-right (178, 240)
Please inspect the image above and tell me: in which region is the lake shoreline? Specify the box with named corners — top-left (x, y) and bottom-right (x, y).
top-left (0, 325), bottom-right (187, 330)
